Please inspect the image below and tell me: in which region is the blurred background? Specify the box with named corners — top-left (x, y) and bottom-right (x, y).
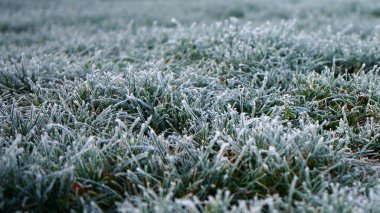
top-left (2, 0), bottom-right (380, 34)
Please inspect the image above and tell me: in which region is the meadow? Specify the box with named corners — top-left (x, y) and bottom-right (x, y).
top-left (1, 0), bottom-right (380, 212)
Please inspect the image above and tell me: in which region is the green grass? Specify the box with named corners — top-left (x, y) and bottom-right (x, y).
top-left (1, 0), bottom-right (380, 212)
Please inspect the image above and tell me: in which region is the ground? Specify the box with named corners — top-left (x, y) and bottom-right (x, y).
top-left (1, 0), bottom-right (380, 212)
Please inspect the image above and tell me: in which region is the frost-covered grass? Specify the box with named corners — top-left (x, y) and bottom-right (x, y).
top-left (1, 0), bottom-right (380, 212)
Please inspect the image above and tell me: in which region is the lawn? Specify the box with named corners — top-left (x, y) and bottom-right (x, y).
top-left (1, 0), bottom-right (380, 212)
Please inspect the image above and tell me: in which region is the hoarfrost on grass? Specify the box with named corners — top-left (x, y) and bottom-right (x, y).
top-left (1, 0), bottom-right (380, 212)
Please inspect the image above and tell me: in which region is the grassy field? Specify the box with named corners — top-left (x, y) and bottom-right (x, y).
top-left (1, 0), bottom-right (380, 212)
